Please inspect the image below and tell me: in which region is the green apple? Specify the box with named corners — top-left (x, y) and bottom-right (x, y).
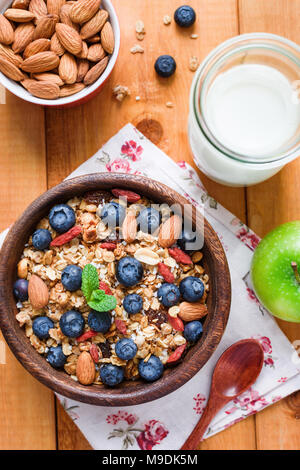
top-left (251, 221), bottom-right (300, 323)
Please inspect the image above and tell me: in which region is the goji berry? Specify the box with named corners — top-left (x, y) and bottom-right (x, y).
top-left (115, 318), bottom-right (127, 335)
top-left (168, 247), bottom-right (192, 265)
top-left (158, 262), bottom-right (175, 283)
top-left (100, 242), bottom-right (117, 251)
top-left (167, 344), bottom-right (186, 363)
top-left (50, 225), bottom-right (82, 247)
top-left (99, 281), bottom-right (112, 295)
top-left (90, 344), bottom-right (99, 363)
top-left (111, 188), bottom-right (141, 202)
top-left (167, 314), bottom-right (184, 332)
top-left (76, 330), bottom-right (97, 342)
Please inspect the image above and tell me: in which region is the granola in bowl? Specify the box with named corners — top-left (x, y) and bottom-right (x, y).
top-left (14, 188), bottom-right (209, 387)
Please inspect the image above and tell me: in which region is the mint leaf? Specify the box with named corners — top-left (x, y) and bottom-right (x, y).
top-left (81, 264), bottom-right (99, 302)
top-left (88, 291), bottom-right (117, 312)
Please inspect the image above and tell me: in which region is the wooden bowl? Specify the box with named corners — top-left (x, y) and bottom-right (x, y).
top-left (0, 173), bottom-right (231, 406)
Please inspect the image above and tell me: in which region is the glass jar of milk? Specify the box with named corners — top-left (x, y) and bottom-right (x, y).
top-left (188, 33), bottom-right (300, 186)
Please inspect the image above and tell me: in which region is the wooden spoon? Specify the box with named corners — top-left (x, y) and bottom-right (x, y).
top-left (181, 339), bottom-right (264, 450)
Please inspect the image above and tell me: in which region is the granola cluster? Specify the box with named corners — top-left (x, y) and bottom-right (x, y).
top-left (15, 189), bottom-right (209, 385)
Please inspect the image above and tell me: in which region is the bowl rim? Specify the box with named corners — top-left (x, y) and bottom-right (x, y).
top-left (0, 0), bottom-right (120, 106)
top-left (0, 173), bottom-right (231, 406)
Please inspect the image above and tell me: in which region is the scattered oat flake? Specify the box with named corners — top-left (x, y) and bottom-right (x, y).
top-left (166, 101), bottom-right (174, 108)
top-left (136, 20), bottom-right (145, 33)
top-left (136, 96), bottom-right (141, 101)
top-left (130, 44), bottom-right (144, 54)
top-left (189, 56), bottom-right (199, 72)
top-left (113, 85), bottom-right (130, 102)
top-left (163, 15), bottom-right (172, 25)
top-left (190, 34), bottom-right (199, 39)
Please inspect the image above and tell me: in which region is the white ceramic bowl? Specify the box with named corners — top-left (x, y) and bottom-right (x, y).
top-left (0, 0), bottom-right (120, 107)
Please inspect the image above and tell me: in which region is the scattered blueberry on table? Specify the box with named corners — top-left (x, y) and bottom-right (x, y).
top-left (88, 311), bottom-right (112, 333)
top-left (123, 293), bottom-right (143, 314)
top-left (32, 229), bottom-right (52, 250)
top-left (155, 55), bottom-right (176, 77)
top-left (116, 256), bottom-right (144, 287)
top-left (138, 355), bottom-right (164, 382)
top-left (13, 278), bottom-right (28, 301)
top-left (32, 316), bottom-right (54, 340)
top-left (100, 364), bottom-right (124, 386)
top-left (61, 265), bottom-right (82, 292)
top-left (179, 276), bottom-right (205, 302)
top-left (47, 345), bottom-right (67, 369)
top-left (49, 204), bottom-right (75, 234)
top-left (184, 320), bottom-right (203, 343)
top-left (174, 5), bottom-right (196, 27)
top-left (59, 310), bottom-right (85, 338)
top-left (158, 283), bottom-right (181, 307)
top-left (115, 338), bottom-right (137, 360)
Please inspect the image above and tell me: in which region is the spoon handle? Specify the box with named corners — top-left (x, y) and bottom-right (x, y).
top-left (181, 396), bottom-right (227, 450)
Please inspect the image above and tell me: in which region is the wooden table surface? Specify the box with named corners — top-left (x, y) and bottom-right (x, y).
top-left (0, 0), bottom-right (299, 450)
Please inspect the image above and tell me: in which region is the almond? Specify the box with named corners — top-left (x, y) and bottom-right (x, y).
top-left (58, 51), bottom-right (77, 84)
top-left (0, 14), bottom-right (14, 45)
top-left (26, 79), bottom-right (60, 98)
top-left (178, 302), bottom-right (208, 322)
top-left (122, 211), bottom-right (137, 243)
top-left (33, 72), bottom-right (64, 86)
top-left (12, 22), bottom-right (35, 53)
top-left (60, 3), bottom-right (79, 31)
top-left (158, 215), bottom-right (182, 248)
top-left (76, 40), bottom-right (87, 59)
top-left (70, 0), bottom-right (101, 24)
top-left (29, 0), bottom-right (48, 22)
top-left (50, 32), bottom-right (65, 56)
top-left (21, 77), bottom-right (39, 89)
top-left (34, 14), bottom-right (59, 39)
top-left (76, 351), bottom-right (95, 385)
top-left (56, 23), bottom-right (82, 55)
top-left (23, 38), bottom-right (50, 58)
top-left (47, 0), bottom-right (65, 16)
top-left (28, 274), bottom-right (49, 308)
top-left (4, 8), bottom-right (35, 22)
top-left (0, 43), bottom-right (23, 66)
top-left (0, 55), bottom-right (24, 80)
top-left (83, 55), bottom-right (108, 85)
top-left (59, 82), bottom-right (85, 96)
top-left (87, 34), bottom-right (100, 44)
top-left (80, 9), bottom-right (108, 40)
top-left (101, 21), bottom-right (114, 54)
top-left (12, 0), bottom-right (30, 9)
top-left (76, 58), bottom-right (88, 82)
top-left (134, 247), bottom-right (160, 265)
top-left (87, 42), bottom-right (105, 62)
top-left (21, 51), bottom-right (60, 73)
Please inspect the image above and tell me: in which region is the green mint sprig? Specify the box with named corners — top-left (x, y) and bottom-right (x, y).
top-left (82, 264), bottom-right (117, 312)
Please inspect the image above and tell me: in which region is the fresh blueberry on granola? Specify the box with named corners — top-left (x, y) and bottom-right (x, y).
top-left (32, 229), bottom-right (52, 250)
top-left (61, 265), bottom-right (82, 292)
top-left (177, 228), bottom-right (197, 253)
top-left (49, 204), bottom-right (76, 234)
top-left (14, 188), bottom-right (209, 386)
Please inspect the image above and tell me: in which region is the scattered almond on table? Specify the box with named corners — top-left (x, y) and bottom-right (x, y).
top-left (0, 0), bottom-right (115, 100)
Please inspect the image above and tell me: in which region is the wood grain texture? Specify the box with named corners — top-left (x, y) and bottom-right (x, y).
top-left (0, 92), bottom-right (56, 450)
top-left (239, 0), bottom-right (300, 451)
top-left (0, 174), bottom-right (231, 406)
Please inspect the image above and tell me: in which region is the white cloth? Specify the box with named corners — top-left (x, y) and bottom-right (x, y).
top-left (2, 124), bottom-right (299, 450)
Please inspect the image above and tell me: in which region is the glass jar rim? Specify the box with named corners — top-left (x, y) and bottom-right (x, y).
top-left (192, 33), bottom-right (300, 164)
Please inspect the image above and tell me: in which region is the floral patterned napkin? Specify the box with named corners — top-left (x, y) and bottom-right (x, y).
top-left (2, 123), bottom-right (300, 450)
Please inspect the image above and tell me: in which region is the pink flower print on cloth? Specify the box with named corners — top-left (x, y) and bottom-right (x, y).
top-left (106, 158), bottom-right (131, 173)
top-left (136, 420), bottom-right (169, 450)
top-left (121, 140), bottom-right (143, 161)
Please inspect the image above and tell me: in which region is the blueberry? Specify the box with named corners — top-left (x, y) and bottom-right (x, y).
top-left (174, 5), bottom-right (196, 27)
top-left (137, 207), bottom-right (161, 233)
top-left (49, 204), bottom-right (75, 234)
top-left (116, 256), bottom-right (144, 287)
top-left (123, 293), bottom-right (143, 315)
top-left (179, 276), bottom-right (204, 302)
top-left (155, 55), bottom-right (176, 78)
top-left (59, 310), bottom-right (85, 338)
top-left (115, 338), bottom-right (137, 360)
top-left (100, 202), bottom-right (126, 228)
top-left (177, 228), bottom-right (197, 253)
top-left (157, 283), bottom-right (180, 307)
top-left (32, 316), bottom-right (54, 340)
top-left (100, 364), bottom-right (124, 386)
top-left (32, 229), bottom-right (52, 250)
top-left (13, 278), bottom-right (28, 301)
top-left (61, 265), bottom-right (82, 292)
top-left (138, 355), bottom-right (164, 382)
top-left (88, 311), bottom-right (111, 333)
top-left (184, 320), bottom-right (203, 343)
top-left (47, 345), bottom-right (67, 369)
